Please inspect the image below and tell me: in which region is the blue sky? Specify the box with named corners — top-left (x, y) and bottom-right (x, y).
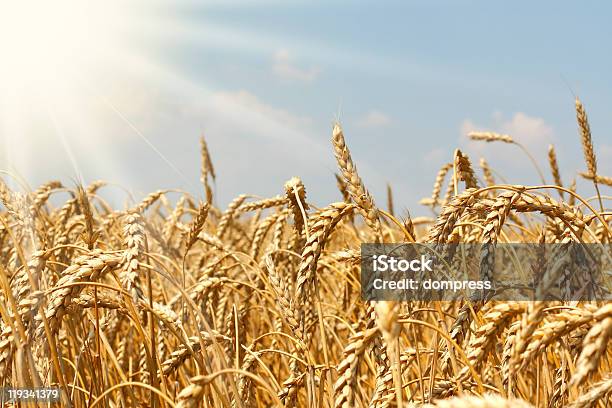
top-left (2, 0), bottom-right (611, 214)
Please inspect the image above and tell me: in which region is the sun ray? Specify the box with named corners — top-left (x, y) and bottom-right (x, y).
top-left (46, 106), bottom-right (83, 184)
top-left (0, 0), bottom-right (333, 202)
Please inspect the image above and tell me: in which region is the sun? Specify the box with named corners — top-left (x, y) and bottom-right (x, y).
top-left (0, 1), bottom-right (171, 186)
top-left (0, 1), bottom-right (132, 101)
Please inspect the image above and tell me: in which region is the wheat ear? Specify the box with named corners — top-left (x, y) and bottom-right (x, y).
top-left (332, 123), bottom-right (382, 240)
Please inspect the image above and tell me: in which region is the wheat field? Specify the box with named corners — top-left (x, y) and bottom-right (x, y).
top-left (0, 98), bottom-right (610, 407)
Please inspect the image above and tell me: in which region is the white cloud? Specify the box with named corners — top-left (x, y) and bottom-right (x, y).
top-left (461, 112), bottom-right (554, 158)
top-left (460, 118), bottom-right (478, 140)
top-left (499, 112), bottom-right (554, 147)
top-left (459, 112), bottom-right (556, 183)
top-left (210, 89), bottom-right (312, 128)
top-left (355, 110), bottom-right (392, 128)
top-left (273, 49), bottom-right (320, 82)
top-left (422, 147), bottom-right (448, 164)
top-left (461, 112), bottom-right (554, 148)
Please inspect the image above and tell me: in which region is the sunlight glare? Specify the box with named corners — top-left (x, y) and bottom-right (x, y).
top-left (0, 1), bottom-right (130, 100)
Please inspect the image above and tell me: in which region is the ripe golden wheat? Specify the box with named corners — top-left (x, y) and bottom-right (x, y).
top-left (0, 98), bottom-right (610, 407)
